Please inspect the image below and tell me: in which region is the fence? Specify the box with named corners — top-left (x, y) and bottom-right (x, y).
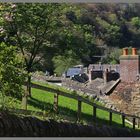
top-left (29, 82), bottom-right (140, 130)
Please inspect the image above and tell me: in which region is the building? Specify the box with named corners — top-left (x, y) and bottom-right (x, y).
top-left (64, 65), bottom-right (84, 78)
top-left (88, 48), bottom-right (140, 83)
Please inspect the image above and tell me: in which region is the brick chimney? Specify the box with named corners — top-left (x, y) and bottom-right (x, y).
top-left (120, 48), bottom-right (140, 82)
top-left (88, 69), bottom-right (93, 82)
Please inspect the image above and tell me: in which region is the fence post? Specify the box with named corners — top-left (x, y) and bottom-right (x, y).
top-left (122, 114), bottom-right (125, 127)
top-left (93, 106), bottom-right (97, 122)
top-left (137, 113), bottom-right (140, 128)
top-left (54, 93), bottom-right (59, 114)
top-left (109, 112), bottom-right (112, 125)
top-left (133, 118), bottom-right (136, 130)
top-left (138, 118), bottom-right (140, 128)
top-left (77, 100), bottom-right (82, 122)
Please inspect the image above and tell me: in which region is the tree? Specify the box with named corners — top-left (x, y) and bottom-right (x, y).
top-left (0, 42), bottom-right (26, 109)
top-left (1, 3), bottom-right (64, 102)
top-left (1, 3), bottom-right (91, 109)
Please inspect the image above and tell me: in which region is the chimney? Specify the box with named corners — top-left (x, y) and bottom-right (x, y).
top-left (88, 69), bottom-right (93, 82)
top-left (103, 68), bottom-right (108, 84)
top-left (123, 48), bottom-right (128, 55)
top-left (120, 48), bottom-right (140, 82)
top-left (132, 48), bottom-right (137, 55)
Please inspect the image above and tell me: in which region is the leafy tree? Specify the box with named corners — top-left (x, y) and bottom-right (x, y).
top-left (0, 42), bottom-right (26, 109)
top-left (1, 3), bottom-right (92, 109)
top-left (1, 3), bottom-right (64, 105)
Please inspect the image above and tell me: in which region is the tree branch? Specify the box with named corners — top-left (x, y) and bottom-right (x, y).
top-left (9, 20), bottom-right (28, 67)
top-left (32, 55), bottom-right (44, 66)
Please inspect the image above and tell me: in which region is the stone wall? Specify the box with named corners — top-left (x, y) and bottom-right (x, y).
top-left (0, 112), bottom-right (140, 137)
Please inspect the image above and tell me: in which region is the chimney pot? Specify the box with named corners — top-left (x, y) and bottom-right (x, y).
top-left (132, 48), bottom-right (137, 55)
top-left (123, 48), bottom-right (128, 55)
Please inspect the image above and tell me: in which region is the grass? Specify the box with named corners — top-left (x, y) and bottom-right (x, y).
top-left (8, 80), bottom-right (134, 129)
top-left (32, 81), bottom-right (101, 104)
top-left (27, 83), bottom-right (132, 128)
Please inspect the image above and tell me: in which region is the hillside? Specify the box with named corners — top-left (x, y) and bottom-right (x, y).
top-left (2, 3), bottom-right (140, 75)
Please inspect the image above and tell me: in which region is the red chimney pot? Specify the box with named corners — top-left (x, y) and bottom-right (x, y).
top-left (132, 48), bottom-right (137, 55)
top-left (123, 48), bottom-right (128, 55)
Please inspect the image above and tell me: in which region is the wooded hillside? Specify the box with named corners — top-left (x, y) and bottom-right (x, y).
top-left (1, 3), bottom-right (140, 75)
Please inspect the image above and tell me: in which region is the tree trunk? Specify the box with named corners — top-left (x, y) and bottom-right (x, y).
top-left (22, 72), bottom-right (31, 110)
top-left (27, 75), bottom-right (31, 97)
top-left (21, 92), bottom-right (28, 110)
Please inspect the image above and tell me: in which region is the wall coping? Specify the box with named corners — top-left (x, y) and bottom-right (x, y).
top-left (120, 55), bottom-right (140, 60)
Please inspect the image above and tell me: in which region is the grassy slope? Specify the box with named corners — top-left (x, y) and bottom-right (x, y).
top-left (19, 81), bottom-right (131, 128)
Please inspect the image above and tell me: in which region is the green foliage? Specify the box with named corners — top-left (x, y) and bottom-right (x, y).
top-left (102, 47), bottom-right (121, 64)
top-left (1, 3), bottom-right (96, 74)
top-left (108, 13), bottom-right (118, 24)
top-left (53, 50), bottom-right (81, 76)
top-left (1, 3), bottom-right (64, 74)
top-left (2, 3), bottom-right (140, 71)
top-left (109, 48), bottom-right (122, 64)
top-left (131, 17), bottom-right (140, 29)
top-left (96, 16), bottom-right (122, 46)
top-left (0, 94), bottom-right (19, 111)
top-left (0, 42), bottom-right (26, 100)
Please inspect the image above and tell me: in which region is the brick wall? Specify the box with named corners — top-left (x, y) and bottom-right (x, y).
top-left (120, 53), bottom-right (140, 82)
